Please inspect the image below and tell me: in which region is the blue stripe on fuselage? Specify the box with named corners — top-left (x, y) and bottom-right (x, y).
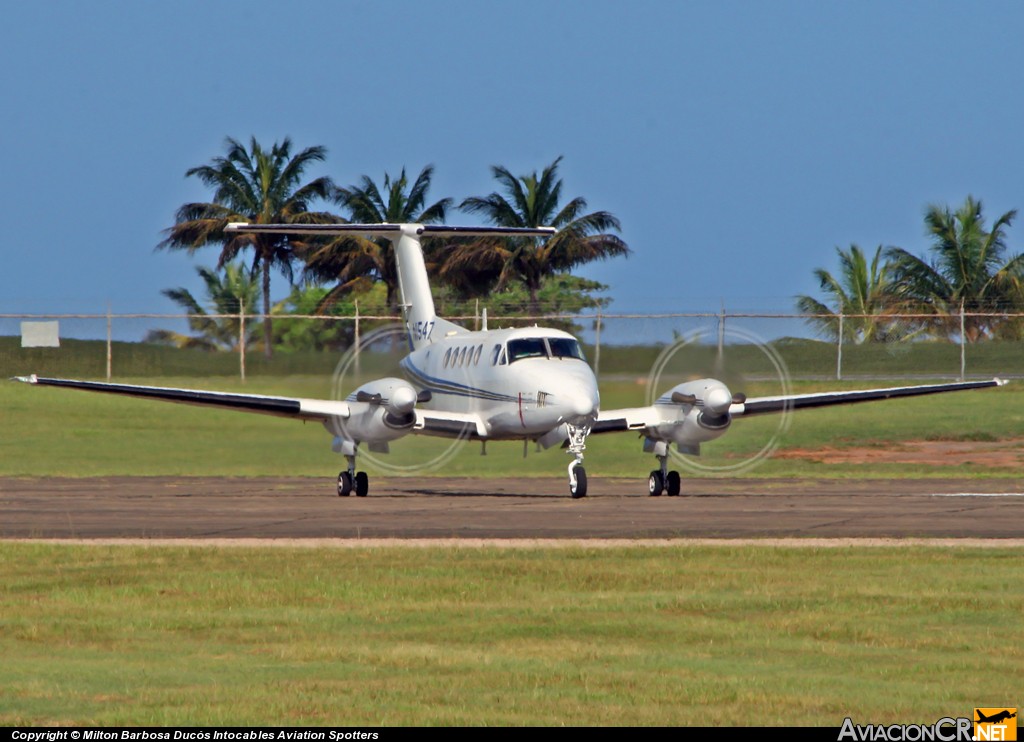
top-left (400, 358), bottom-right (517, 402)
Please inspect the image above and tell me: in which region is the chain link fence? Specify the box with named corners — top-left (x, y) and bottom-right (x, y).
top-left (2, 308), bottom-right (1022, 383)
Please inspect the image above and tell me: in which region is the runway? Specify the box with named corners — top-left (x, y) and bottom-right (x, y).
top-left (2, 476), bottom-right (1024, 541)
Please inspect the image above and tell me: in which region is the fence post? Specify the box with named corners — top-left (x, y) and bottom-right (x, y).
top-left (836, 313), bottom-right (843, 381)
top-left (717, 303), bottom-right (725, 367)
top-left (239, 299), bottom-right (246, 383)
top-left (959, 301), bottom-right (966, 381)
top-left (354, 300), bottom-right (361, 378)
top-left (593, 309), bottom-right (602, 378)
top-left (106, 302), bottom-right (112, 381)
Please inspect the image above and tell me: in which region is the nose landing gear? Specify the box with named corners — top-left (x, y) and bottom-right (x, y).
top-left (566, 422), bottom-right (591, 498)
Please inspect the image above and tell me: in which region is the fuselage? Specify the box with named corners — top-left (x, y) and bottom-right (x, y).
top-left (400, 325), bottom-right (600, 439)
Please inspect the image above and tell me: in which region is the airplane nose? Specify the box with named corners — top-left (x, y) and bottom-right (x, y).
top-left (571, 393), bottom-right (596, 417)
top-left (563, 384), bottom-right (599, 419)
top-left (704, 386), bottom-right (733, 416)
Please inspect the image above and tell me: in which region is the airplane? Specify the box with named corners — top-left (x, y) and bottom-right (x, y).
top-left (976, 711), bottom-right (1017, 725)
top-left (13, 222), bottom-right (1008, 498)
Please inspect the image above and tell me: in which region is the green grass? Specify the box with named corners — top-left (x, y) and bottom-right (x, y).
top-left (1, 543), bottom-right (1020, 726)
top-left (3, 374), bottom-right (1022, 479)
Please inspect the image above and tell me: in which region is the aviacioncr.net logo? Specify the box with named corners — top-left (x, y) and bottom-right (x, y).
top-left (838, 717), bottom-right (973, 741)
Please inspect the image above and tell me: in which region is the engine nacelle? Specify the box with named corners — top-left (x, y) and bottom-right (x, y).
top-left (649, 379), bottom-right (735, 447)
top-left (329, 377), bottom-right (422, 445)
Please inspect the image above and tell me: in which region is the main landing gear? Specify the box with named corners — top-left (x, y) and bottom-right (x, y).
top-left (566, 422), bottom-right (591, 499)
top-left (648, 451), bottom-right (681, 497)
top-left (337, 451), bottom-right (369, 497)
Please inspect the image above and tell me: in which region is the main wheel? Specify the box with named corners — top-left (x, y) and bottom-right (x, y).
top-left (354, 471), bottom-right (369, 497)
top-left (570, 467), bottom-right (588, 499)
top-left (666, 470), bottom-right (681, 497)
top-left (648, 470), bottom-right (664, 496)
top-left (337, 471), bottom-right (353, 497)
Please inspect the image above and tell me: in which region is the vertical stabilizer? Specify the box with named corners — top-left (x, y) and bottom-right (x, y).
top-left (223, 222), bottom-right (556, 352)
top-left (393, 225), bottom-right (463, 350)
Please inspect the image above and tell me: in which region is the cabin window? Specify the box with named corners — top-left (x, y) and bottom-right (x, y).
top-left (444, 348), bottom-right (452, 368)
top-left (491, 345), bottom-right (501, 365)
top-left (474, 344), bottom-right (483, 365)
top-left (459, 347), bottom-right (468, 366)
top-left (548, 338), bottom-right (586, 361)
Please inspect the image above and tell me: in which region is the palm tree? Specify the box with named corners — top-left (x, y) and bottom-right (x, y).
top-left (884, 196), bottom-right (1024, 342)
top-left (796, 244), bottom-right (907, 343)
top-left (145, 262), bottom-right (261, 351)
top-left (158, 136), bottom-right (338, 357)
top-left (301, 164), bottom-right (452, 311)
top-left (443, 156), bottom-right (630, 315)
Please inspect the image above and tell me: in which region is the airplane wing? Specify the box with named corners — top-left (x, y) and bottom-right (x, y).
top-left (11, 375), bottom-right (351, 421)
top-left (731, 377), bottom-right (1007, 416)
top-left (11, 374), bottom-right (489, 439)
top-left (594, 377), bottom-right (1008, 433)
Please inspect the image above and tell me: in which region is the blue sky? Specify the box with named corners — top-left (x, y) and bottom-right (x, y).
top-left (3, 0), bottom-right (1023, 324)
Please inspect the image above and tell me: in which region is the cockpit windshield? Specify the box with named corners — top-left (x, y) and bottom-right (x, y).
top-left (548, 338), bottom-right (586, 361)
top-left (507, 338), bottom-right (548, 363)
top-left (506, 337), bottom-right (587, 363)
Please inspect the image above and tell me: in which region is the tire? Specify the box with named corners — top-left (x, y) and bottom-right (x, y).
top-left (570, 467), bottom-right (588, 499)
top-left (354, 471), bottom-right (369, 497)
top-left (337, 471), bottom-right (353, 497)
top-left (648, 470), bottom-right (664, 496)
top-left (666, 470), bottom-right (681, 497)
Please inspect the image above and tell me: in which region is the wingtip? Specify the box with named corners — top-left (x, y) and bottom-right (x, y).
top-left (995, 377), bottom-right (1009, 386)
top-left (11, 374), bottom-right (38, 384)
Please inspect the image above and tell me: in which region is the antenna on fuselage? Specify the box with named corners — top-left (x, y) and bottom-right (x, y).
top-left (482, 308), bottom-right (488, 332)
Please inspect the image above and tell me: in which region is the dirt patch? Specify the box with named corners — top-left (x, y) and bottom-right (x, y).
top-left (773, 438), bottom-right (1024, 467)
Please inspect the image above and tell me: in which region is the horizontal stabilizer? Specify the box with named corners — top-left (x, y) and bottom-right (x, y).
top-left (225, 222), bottom-right (556, 238)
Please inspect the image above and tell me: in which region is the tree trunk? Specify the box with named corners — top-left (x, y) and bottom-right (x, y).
top-left (528, 282), bottom-right (541, 318)
top-left (262, 260), bottom-right (273, 359)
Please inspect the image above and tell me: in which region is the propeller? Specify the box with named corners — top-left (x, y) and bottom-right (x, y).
top-left (671, 390), bottom-right (747, 408)
top-left (355, 385), bottom-right (428, 416)
top-left (356, 388), bottom-right (432, 407)
top-left (645, 322), bottom-right (793, 476)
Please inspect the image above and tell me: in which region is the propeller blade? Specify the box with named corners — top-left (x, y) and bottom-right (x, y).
top-left (671, 392), bottom-right (697, 405)
top-left (732, 392), bottom-right (747, 404)
top-left (355, 391), bottom-right (382, 404)
top-left (416, 389), bottom-right (433, 403)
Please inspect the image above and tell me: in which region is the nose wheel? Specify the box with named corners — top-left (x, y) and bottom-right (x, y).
top-left (569, 463), bottom-right (588, 498)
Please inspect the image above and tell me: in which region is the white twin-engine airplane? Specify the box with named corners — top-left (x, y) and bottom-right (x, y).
top-left (15, 223), bottom-right (1007, 498)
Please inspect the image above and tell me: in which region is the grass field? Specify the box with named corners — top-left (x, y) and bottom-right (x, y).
top-left (4, 340), bottom-right (1022, 728)
top-left (3, 372), bottom-right (1021, 479)
top-left (1, 543), bottom-right (1021, 726)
